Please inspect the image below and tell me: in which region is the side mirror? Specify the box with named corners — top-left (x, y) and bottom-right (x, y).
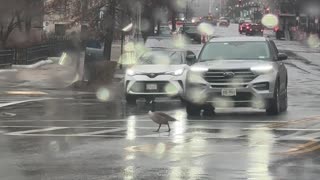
top-left (186, 54), bottom-right (196, 64)
top-left (278, 53), bottom-right (288, 61)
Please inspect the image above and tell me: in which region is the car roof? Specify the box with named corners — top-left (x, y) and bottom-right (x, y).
top-left (209, 36), bottom-right (267, 43)
top-left (149, 47), bottom-right (186, 52)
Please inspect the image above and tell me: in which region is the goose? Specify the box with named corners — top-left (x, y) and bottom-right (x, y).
top-left (148, 100), bottom-right (177, 132)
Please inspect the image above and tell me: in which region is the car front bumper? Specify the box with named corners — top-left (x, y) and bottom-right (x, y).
top-left (125, 74), bottom-right (185, 97)
top-left (185, 72), bottom-right (277, 108)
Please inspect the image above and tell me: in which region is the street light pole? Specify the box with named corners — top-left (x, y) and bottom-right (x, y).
top-left (209, 0), bottom-right (212, 14)
top-left (220, 0), bottom-right (222, 17)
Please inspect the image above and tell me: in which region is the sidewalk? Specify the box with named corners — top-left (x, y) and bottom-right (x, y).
top-left (275, 40), bottom-right (320, 66)
top-left (0, 56), bottom-right (79, 90)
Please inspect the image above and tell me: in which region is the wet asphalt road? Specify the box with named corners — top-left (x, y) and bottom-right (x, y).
top-left (1, 25), bottom-right (320, 180)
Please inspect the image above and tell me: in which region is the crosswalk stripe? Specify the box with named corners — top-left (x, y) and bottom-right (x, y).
top-left (5, 127), bottom-right (68, 136)
top-left (77, 128), bottom-right (127, 135)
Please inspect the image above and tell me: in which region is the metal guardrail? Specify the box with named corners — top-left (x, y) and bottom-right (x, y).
top-left (0, 49), bottom-right (15, 68)
top-left (0, 40), bottom-right (73, 67)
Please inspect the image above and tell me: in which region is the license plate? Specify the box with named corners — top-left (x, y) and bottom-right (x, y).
top-left (146, 84), bottom-right (157, 90)
top-left (221, 88), bottom-right (236, 96)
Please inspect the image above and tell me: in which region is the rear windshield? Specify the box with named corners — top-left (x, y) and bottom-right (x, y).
top-left (138, 51), bottom-right (183, 65)
top-left (199, 41), bottom-right (271, 61)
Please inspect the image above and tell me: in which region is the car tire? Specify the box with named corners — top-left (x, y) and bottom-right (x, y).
top-left (180, 97), bottom-right (187, 105)
top-left (126, 95), bottom-right (136, 104)
top-left (266, 80), bottom-right (281, 115)
top-left (280, 81), bottom-right (288, 112)
top-left (186, 102), bottom-right (201, 116)
top-left (203, 104), bottom-right (215, 116)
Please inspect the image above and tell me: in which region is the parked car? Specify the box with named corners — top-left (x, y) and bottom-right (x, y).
top-left (181, 23), bottom-right (202, 44)
top-left (125, 48), bottom-right (196, 104)
top-left (219, 20), bottom-right (230, 27)
top-left (157, 25), bottom-right (172, 36)
top-left (239, 19), bottom-right (252, 34)
top-left (185, 37), bottom-right (288, 116)
top-left (245, 23), bottom-right (264, 36)
top-left (85, 40), bottom-right (104, 61)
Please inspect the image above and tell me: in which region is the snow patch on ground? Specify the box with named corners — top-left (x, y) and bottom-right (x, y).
top-left (12, 60), bottom-right (53, 69)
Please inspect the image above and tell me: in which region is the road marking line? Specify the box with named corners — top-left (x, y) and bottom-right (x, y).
top-left (267, 115), bottom-right (320, 128)
top-left (285, 140), bottom-right (318, 152)
top-left (4, 91), bottom-right (48, 95)
top-left (285, 143), bottom-right (320, 155)
top-left (5, 127), bottom-right (68, 136)
top-left (0, 119), bottom-right (285, 123)
top-left (77, 128), bottom-right (127, 135)
top-left (3, 125), bottom-right (320, 131)
top-left (0, 98), bottom-right (55, 108)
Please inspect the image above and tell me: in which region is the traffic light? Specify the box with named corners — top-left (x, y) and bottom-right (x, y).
top-left (216, 6), bottom-right (219, 11)
top-left (239, 0), bottom-right (242, 5)
top-left (266, 7), bottom-right (270, 13)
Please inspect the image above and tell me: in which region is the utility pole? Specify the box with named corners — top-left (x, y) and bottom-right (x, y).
top-left (209, 0), bottom-right (212, 15)
top-left (220, 0), bottom-right (222, 17)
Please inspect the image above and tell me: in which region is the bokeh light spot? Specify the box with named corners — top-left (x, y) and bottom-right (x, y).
top-left (165, 83), bottom-right (178, 96)
top-left (261, 14), bottom-right (279, 28)
top-left (96, 87), bottom-right (110, 102)
top-left (307, 34), bottom-right (320, 48)
top-left (197, 23), bottom-right (215, 36)
top-left (173, 35), bottom-right (188, 48)
top-left (211, 97), bottom-right (234, 108)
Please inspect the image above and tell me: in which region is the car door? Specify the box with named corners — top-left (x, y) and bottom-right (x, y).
top-left (270, 40), bottom-right (287, 92)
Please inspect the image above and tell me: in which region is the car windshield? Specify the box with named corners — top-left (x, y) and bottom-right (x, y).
top-left (145, 38), bottom-right (174, 48)
top-left (159, 27), bottom-right (171, 35)
top-left (199, 41), bottom-right (271, 60)
top-left (183, 26), bottom-right (198, 33)
top-left (138, 51), bottom-right (182, 65)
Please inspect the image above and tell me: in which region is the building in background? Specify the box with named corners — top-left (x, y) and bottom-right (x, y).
top-left (3, 0), bottom-right (44, 48)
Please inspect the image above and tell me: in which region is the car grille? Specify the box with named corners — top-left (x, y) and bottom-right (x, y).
top-left (204, 69), bottom-right (257, 84)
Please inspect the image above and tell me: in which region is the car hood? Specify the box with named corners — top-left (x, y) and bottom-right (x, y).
top-left (130, 65), bottom-right (187, 73)
top-left (194, 60), bottom-right (273, 69)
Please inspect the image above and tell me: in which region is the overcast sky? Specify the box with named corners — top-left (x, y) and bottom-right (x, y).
top-left (189, 0), bottom-right (220, 17)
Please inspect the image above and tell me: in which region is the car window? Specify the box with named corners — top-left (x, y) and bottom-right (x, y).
top-left (138, 51), bottom-right (183, 65)
top-left (145, 38), bottom-right (174, 48)
top-left (199, 41), bottom-right (271, 61)
top-left (270, 40), bottom-right (279, 54)
top-left (86, 40), bottom-right (102, 49)
top-left (183, 26), bottom-right (198, 33)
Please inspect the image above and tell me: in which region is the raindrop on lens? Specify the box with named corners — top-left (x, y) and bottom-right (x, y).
top-left (96, 87), bottom-right (111, 102)
top-left (261, 14), bottom-right (279, 29)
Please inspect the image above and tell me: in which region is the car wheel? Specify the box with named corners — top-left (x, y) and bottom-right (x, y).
top-left (203, 104), bottom-right (215, 116)
top-left (180, 97), bottom-right (187, 105)
top-left (280, 82), bottom-right (288, 112)
top-left (276, 31), bottom-right (281, 40)
top-left (266, 81), bottom-right (281, 115)
top-left (186, 102), bottom-right (201, 116)
top-left (126, 95), bottom-right (136, 104)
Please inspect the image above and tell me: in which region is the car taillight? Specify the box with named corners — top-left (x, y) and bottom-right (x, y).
top-left (250, 29), bottom-right (252, 31)
top-left (246, 26), bottom-right (250, 29)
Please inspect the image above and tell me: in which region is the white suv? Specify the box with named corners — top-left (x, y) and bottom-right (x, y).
top-left (185, 37), bottom-right (288, 116)
top-left (125, 48), bottom-right (196, 104)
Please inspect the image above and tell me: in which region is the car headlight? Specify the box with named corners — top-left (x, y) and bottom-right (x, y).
top-left (250, 65), bottom-right (274, 74)
top-left (166, 69), bottom-right (185, 76)
top-left (126, 69), bottom-right (135, 76)
top-left (190, 66), bottom-right (208, 72)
